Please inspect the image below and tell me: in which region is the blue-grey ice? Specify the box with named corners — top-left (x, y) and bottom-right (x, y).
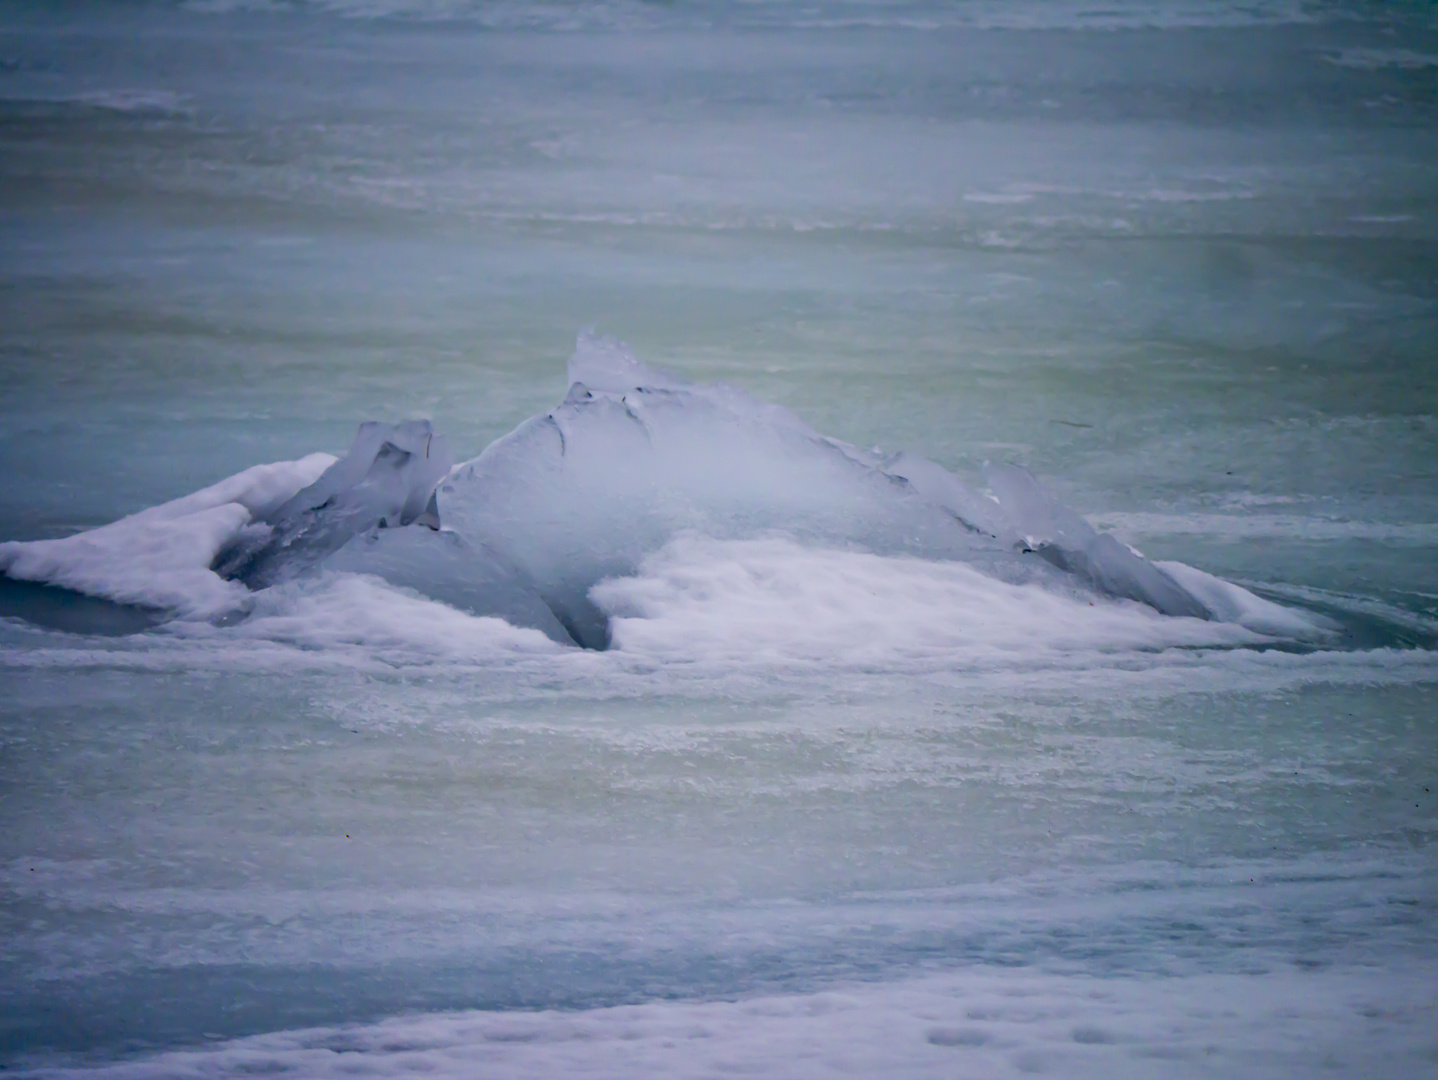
top-left (218, 419), bottom-right (451, 589)
top-left (2, 332), bottom-right (1318, 648)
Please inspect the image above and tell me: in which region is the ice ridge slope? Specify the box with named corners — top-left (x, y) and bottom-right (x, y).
top-left (217, 420), bottom-right (452, 589)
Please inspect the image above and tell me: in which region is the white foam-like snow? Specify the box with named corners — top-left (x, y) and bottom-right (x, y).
top-left (21, 963), bottom-right (1437, 1080)
top-left (0, 89), bottom-right (193, 115)
top-left (2, 581), bottom-right (1433, 700)
top-left (72, 89), bottom-right (191, 114)
top-left (174, 573), bottom-right (564, 660)
top-left (0, 455), bottom-right (334, 619)
top-left (594, 535), bottom-right (1265, 669)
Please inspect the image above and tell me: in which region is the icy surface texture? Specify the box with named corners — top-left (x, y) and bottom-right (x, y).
top-left (219, 421), bottom-right (452, 590)
top-left (0, 454), bottom-right (334, 619)
top-left (24, 963), bottom-right (1436, 1080)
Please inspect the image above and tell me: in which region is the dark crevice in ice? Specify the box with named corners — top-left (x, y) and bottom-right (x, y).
top-left (544, 598), bottom-right (613, 651)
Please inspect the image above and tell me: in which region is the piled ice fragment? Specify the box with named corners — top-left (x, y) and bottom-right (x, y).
top-left (2, 331), bottom-right (1233, 642)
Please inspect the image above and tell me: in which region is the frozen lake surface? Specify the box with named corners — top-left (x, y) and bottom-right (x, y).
top-left (1, 1), bottom-right (1436, 1076)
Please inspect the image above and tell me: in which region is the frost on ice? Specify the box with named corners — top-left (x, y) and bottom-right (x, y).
top-left (1, 331), bottom-right (1315, 647)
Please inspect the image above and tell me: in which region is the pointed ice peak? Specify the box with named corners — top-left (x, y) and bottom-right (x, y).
top-left (218, 420), bottom-right (454, 590)
top-left (270, 419), bottom-right (451, 529)
top-left (567, 329), bottom-right (689, 395)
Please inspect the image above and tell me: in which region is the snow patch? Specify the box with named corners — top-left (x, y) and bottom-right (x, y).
top-left (0, 455), bottom-right (334, 619)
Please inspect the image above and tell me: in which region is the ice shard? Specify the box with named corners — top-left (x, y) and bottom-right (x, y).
top-left (217, 420), bottom-right (452, 590)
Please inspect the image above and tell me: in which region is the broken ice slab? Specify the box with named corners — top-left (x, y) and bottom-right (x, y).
top-left (218, 420), bottom-right (452, 590)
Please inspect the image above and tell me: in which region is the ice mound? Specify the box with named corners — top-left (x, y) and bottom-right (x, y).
top-left (218, 420), bottom-right (452, 589)
top-left (424, 331), bottom-right (1223, 643)
top-left (2, 332), bottom-right (1320, 647)
top-left (426, 333), bottom-right (1057, 645)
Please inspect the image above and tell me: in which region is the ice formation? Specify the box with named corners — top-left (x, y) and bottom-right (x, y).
top-left (3, 331), bottom-right (1311, 647)
top-left (217, 420), bottom-right (452, 589)
top-left (416, 331), bottom-right (1220, 643)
